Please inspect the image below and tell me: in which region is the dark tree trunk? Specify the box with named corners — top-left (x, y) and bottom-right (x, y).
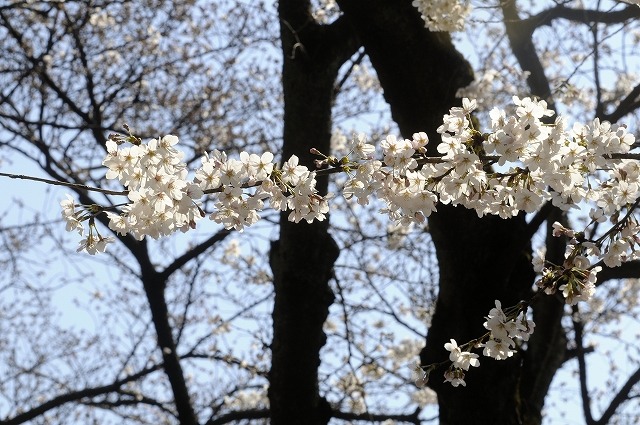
top-left (337, 1), bottom-right (562, 423)
top-left (426, 209), bottom-right (537, 425)
top-left (268, 3), bottom-right (358, 424)
top-left (141, 271), bottom-right (199, 425)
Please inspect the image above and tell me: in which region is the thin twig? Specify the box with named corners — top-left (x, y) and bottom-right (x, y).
top-left (0, 172), bottom-right (127, 196)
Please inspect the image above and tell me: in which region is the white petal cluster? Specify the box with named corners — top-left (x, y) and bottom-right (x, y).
top-left (60, 194), bottom-right (84, 235)
top-left (343, 132), bottom-right (437, 226)
top-left (341, 97), bottom-right (637, 297)
top-left (481, 300), bottom-right (534, 361)
top-left (69, 134), bottom-right (330, 252)
top-left (58, 96), bottom-right (640, 389)
top-left (103, 135), bottom-right (205, 240)
top-left (536, 228), bottom-right (603, 305)
top-left (63, 96), bottom-right (640, 290)
top-left (196, 151), bottom-right (328, 230)
top-left (414, 299), bottom-right (534, 388)
top-left (412, 0), bottom-right (471, 32)
top-left (442, 338), bottom-right (480, 387)
top-left (60, 194), bottom-right (115, 254)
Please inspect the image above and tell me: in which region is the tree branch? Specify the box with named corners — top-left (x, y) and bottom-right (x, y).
top-left (141, 269), bottom-right (198, 425)
top-left (525, 5), bottom-right (640, 29)
top-left (0, 364), bottom-right (162, 425)
top-left (596, 366), bottom-right (640, 425)
top-left (159, 228), bottom-right (232, 280)
top-left (601, 82), bottom-right (640, 123)
top-left (204, 408), bottom-right (270, 425)
top-left (0, 171), bottom-right (127, 196)
top-left (501, 0), bottom-right (555, 107)
top-left (572, 305), bottom-right (595, 425)
top-left (596, 260), bottom-right (640, 285)
top-left (331, 406), bottom-right (425, 424)
top-left (525, 200), bottom-right (554, 239)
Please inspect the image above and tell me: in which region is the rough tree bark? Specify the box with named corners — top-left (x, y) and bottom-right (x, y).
top-left (268, 2), bottom-right (358, 425)
top-left (337, 1), bottom-right (563, 424)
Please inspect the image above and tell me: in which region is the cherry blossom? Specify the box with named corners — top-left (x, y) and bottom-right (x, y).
top-left (444, 339), bottom-right (480, 370)
top-left (411, 0), bottom-right (471, 32)
top-left (55, 95), bottom-right (640, 389)
top-left (60, 97), bottom-right (640, 310)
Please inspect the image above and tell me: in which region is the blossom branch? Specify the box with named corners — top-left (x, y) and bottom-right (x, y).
top-left (26, 95), bottom-right (640, 390)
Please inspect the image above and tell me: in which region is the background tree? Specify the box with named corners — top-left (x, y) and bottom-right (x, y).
top-left (1, 1), bottom-right (640, 425)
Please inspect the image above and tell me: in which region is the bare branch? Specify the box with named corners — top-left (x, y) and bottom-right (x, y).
top-left (596, 367), bottom-right (640, 425)
top-left (331, 406), bottom-right (426, 424)
top-left (0, 171), bottom-right (127, 196)
top-left (572, 305), bottom-right (595, 425)
top-left (526, 5), bottom-right (640, 29)
top-left (204, 408), bottom-right (270, 425)
top-left (159, 228), bottom-right (232, 280)
top-left (0, 364), bottom-right (162, 425)
top-left (601, 83), bottom-right (640, 123)
top-left (597, 260), bottom-right (640, 284)
top-left (501, 0), bottom-right (555, 107)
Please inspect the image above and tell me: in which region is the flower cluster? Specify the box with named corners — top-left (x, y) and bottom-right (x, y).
top-left (55, 95), bottom-right (640, 391)
top-left (61, 194), bottom-right (115, 254)
top-left (62, 132), bottom-right (329, 253)
top-left (413, 300), bottom-right (534, 388)
top-left (61, 97), bottom-right (640, 301)
top-left (101, 134), bottom-right (205, 242)
top-left (482, 300), bottom-right (534, 360)
top-left (196, 150), bottom-right (329, 229)
top-left (342, 131), bottom-right (437, 227)
top-left (411, 0), bottom-right (471, 32)
top-left (443, 339), bottom-right (480, 387)
top-left (338, 97), bottom-right (637, 304)
top-left (532, 223), bottom-right (601, 306)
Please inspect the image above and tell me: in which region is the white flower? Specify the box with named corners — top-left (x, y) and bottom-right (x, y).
top-left (349, 133), bottom-right (376, 159)
top-left (552, 221), bottom-right (575, 238)
top-left (412, 0), bottom-right (471, 32)
top-left (60, 194), bottom-right (84, 235)
top-left (513, 316), bottom-right (536, 341)
top-left (281, 155), bottom-right (308, 185)
top-left (77, 234), bottom-right (115, 255)
top-left (444, 339), bottom-right (479, 370)
top-left (241, 151), bottom-right (274, 182)
top-left (410, 363), bottom-right (430, 388)
top-left (411, 132), bottom-right (429, 151)
top-left (461, 98), bottom-right (477, 115)
top-left (482, 337), bottom-right (514, 360)
top-left (532, 248), bottom-right (546, 273)
top-left (443, 368), bottom-right (466, 387)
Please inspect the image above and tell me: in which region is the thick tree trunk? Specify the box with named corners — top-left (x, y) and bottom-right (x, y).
top-left (268, 3), bottom-right (358, 424)
top-left (426, 209), bottom-right (536, 424)
top-left (337, 1), bottom-right (561, 423)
